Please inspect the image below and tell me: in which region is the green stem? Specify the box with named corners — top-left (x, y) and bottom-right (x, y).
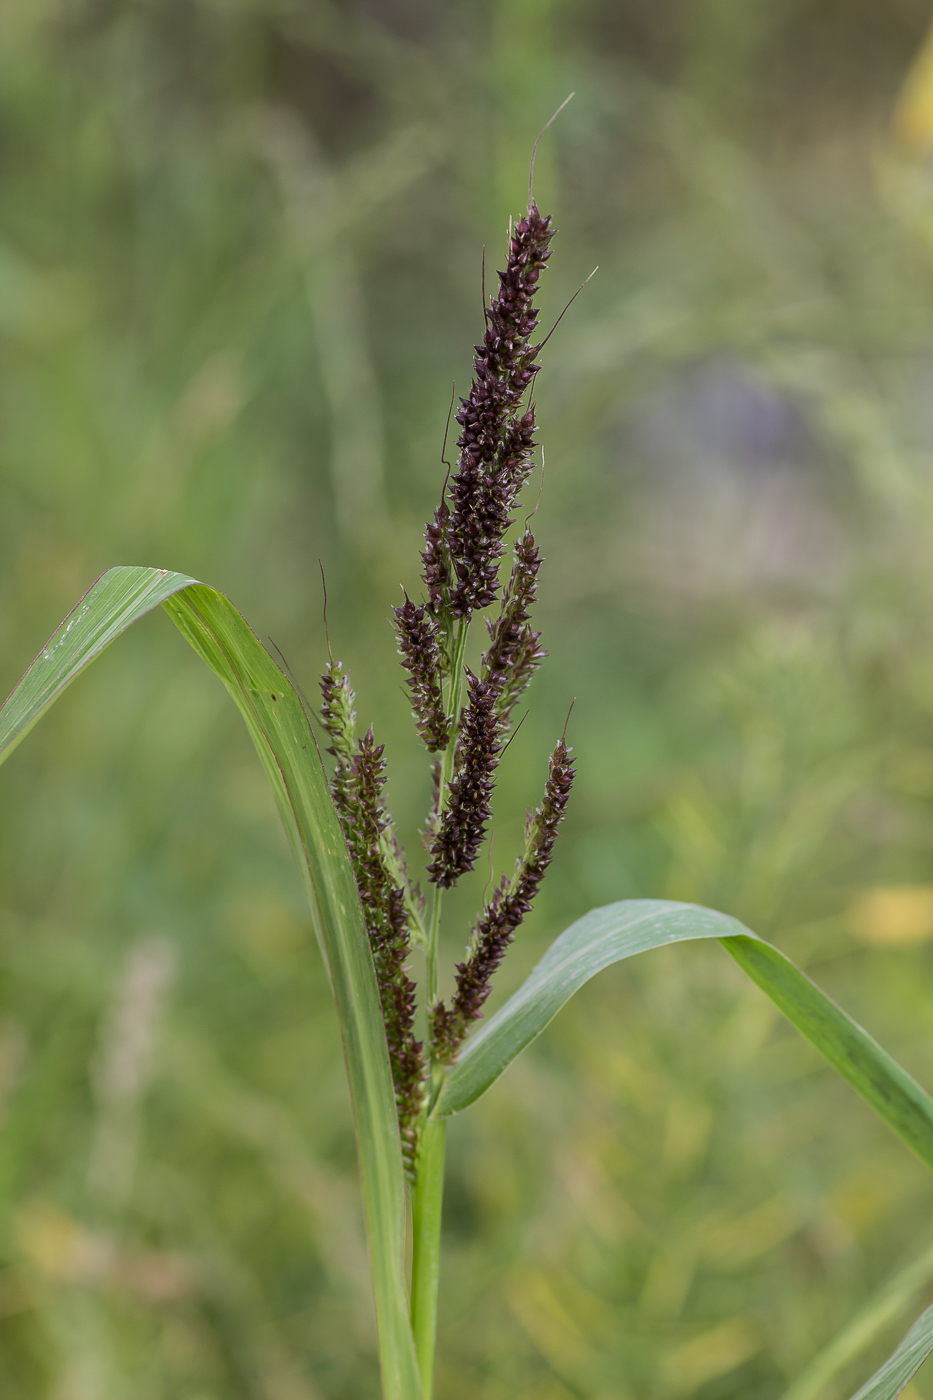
top-left (410, 1115), bottom-right (447, 1399)
top-left (413, 618), bottom-right (466, 1392)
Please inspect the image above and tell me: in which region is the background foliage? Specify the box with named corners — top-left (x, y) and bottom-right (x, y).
top-left (3, 1), bottom-right (933, 1396)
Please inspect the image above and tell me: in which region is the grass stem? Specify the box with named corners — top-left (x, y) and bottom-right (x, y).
top-left (410, 1114), bottom-right (447, 1400)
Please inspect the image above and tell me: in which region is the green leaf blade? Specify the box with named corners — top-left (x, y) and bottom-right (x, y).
top-left (0, 565), bottom-right (198, 763)
top-left (437, 900), bottom-right (748, 1116)
top-left (723, 936), bottom-right (933, 1174)
top-left (848, 1302), bottom-right (933, 1400)
top-left (438, 901), bottom-right (933, 1186)
top-left (0, 569), bottom-right (421, 1400)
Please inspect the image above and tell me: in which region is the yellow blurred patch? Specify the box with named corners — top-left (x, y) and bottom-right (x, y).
top-left (849, 885), bottom-right (933, 946)
top-left (662, 1095), bottom-right (713, 1179)
top-left (15, 1202), bottom-right (112, 1283)
top-left (506, 1267), bottom-right (593, 1379)
top-left (829, 1167), bottom-right (888, 1233)
top-left (639, 1237), bottom-right (699, 1321)
top-left (704, 1193), bottom-right (800, 1269)
top-left (893, 21), bottom-right (933, 152)
top-left (662, 1318), bottom-right (759, 1395)
top-left (228, 893), bottom-right (305, 967)
top-left (15, 1202), bottom-right (194, 1300)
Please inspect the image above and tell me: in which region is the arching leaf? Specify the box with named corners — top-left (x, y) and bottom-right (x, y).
top-left (437, 901), bottom-right (933, 1182)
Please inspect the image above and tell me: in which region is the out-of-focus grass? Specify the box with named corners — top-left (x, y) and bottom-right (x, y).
top-left (3, 1), bottom-right (933, 1396)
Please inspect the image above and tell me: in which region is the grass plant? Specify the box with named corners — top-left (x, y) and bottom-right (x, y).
top-left (4, 167), bottom-right (933, 1400)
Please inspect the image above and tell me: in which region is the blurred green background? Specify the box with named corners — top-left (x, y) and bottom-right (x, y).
top-left (5, 1), bottom-right (933, 1397)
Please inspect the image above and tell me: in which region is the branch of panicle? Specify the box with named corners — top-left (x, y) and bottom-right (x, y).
top-left (481, 529), bottom-right (547, 726)
top-left (444, 206), bottom-right (554, 621)
top-left (393, 597), bottom-right (450, 753)
top-left (418, 204), bottom-right (554, 633)
top-left (430, 736), bottom-right (575, 1062)
top-left (319, 658), bottom-right (356, 764)
top-left (319, 661), bottom-right (425, 1171)
top-left (422, 502), bottom-right (451, 620)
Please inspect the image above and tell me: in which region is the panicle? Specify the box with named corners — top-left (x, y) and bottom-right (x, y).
top-left (393, 596), bottom-right (450, 753)
top-left (427, 671), bottom-right (502, 888)
top-left (430, 736), bottom-right (575, 1062)
top-left (482, 529), bottom-right (546, 723)
top-left (316, 198), bottom-right (572, 1177)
